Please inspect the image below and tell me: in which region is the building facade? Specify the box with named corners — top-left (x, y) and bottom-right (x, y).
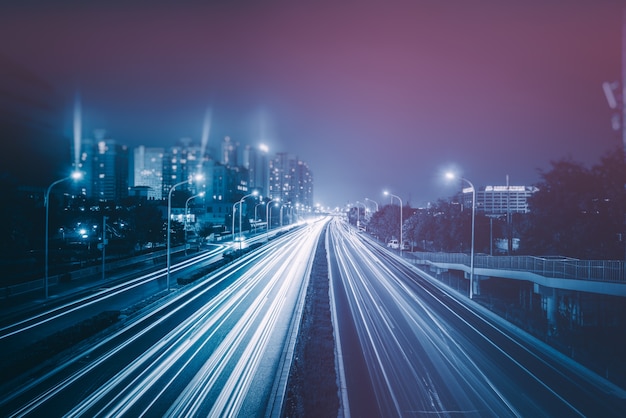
top-left (132, 146), bottom-right (164, 200)
top-left (76, 130), bottom-right (129, 201)
top-left (268, 152), bottom-right (314, 211)
top-left (461, 185), bottom-right (538, 215)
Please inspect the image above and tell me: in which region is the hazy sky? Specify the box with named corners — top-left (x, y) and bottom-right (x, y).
top-left (0, 1), bottom-right (623, 208)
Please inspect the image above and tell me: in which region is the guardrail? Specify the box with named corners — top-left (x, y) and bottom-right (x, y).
top-left (1, 246), bottom-right (185, 299)
top-left (408, 252), bottom-right (626, 283)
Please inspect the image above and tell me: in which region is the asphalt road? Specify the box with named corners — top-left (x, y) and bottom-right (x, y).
top-left (0, 219), bottom-right (328, 417)
top-left (328, 218), bottom-right (626, 417)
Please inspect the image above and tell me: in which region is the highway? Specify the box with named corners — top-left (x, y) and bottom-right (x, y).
top-left (328, 218), bottom-right (626, 417)
top-left (0, 219), bottom-right (328, 417)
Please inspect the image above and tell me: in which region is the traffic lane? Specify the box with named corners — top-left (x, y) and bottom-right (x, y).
top-left (0, 247), bottom-right (225, 352)
top-left (363, 238), bottom-right (626, 416)
top-left (330, 223), bottom-right (520, 417)
top-left (327, 225), bottom-right (380, 418)
top-left (1, 222), bottom-right (326, 417)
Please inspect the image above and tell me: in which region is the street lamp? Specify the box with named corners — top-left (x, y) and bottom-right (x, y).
top-left (167, 173), bottom-right (204, 291)
top-left (185, 191), bottom-right (205, 254)
top-left (266, 199), bottom-right (277, 240)
top-left (446, 172), bottom-right (476, 299)
top-left (232, 191), bottom-right (259, 249)
top-left (355, 201), bottom-right (366, 230)
top-left (279, 203), bottom-right (287, 227)
top-left (365, 197), bottom-right (379, 212)
top-left (45, 170), bottom-right (83, 299)
top-left (383, 190), bottom-right (403, 256)
top-left (254, 200), bottom-right (265, 233)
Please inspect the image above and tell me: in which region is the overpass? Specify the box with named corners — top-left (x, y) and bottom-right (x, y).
top-left (406, 252), bottom-right (626, 330)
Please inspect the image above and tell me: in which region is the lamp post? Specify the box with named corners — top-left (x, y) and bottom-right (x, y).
top-left (45, 170), bottom-right (82, 299)
top-left (238, 191), bottom-right (259, 247)
top-left (355, 201), bottom-right (366, 230)
top-left (231, 200), bottom-right (239, 243)
top-left (446, 172), bottom-right (476, 299)
top-left (266, 200), bottom-right (277, 240)
top-left (384, 191), bottom-right (403, 256)
top-left (184, 191), bottom-right (205, 254)
top-left (254, 200), bottom-right (265, 233)
top-left (167, 174), bottom-right (203, 291)
top-left (365, 197), bottom-right (379, 212)
top-left (279, 203), bottom-right (287, 227)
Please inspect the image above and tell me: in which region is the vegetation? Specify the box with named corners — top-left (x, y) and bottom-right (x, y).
top-left (521, 150), bottom-right (626, 259)
top-left (366, 148), bottom-right (626, 260)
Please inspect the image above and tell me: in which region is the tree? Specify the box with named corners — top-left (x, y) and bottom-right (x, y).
top-left (368, 204), bottom-right (406, 243)
top-left (126, 202), bottom-right (164, 248)
top-left (521, 150), bottom-right (626, 259)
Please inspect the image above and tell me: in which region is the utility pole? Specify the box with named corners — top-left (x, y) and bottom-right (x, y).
top-left (602, 8), bottom-right (626, 157)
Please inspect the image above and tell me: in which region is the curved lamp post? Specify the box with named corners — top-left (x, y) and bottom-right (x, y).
top-left (365, 197), bottom-right (379, 213)
top-left (278, 203), bottom-right (287, 227)
top-left (184, 191), bottom-right (205, 254)
top-left (384, 190), bottom-right (403, 256)
top-left (232, 191), bottom-right (259, 249)
top-left (254, 200), bottom-right (265, 233)
top-left (45, 170), bottom-right (83, 299)
top-left (167, 174), bottom-right (204, 291)
top-left (446, 172), bottom-right (476, 299)
top-left (266, 199), bottom-right (277, 240)
top-left (355, 201), bottom-right (366, 230)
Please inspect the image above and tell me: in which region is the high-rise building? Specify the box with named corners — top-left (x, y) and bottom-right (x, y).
top-left (76, 130), bottom-right (129, 201)
top-left (294, 159), bottom-right (314, 209)
top-left (162, 139), bottom-right (206, 197)
top-left (243, 144), bottom-right (269, 196)
top-left (220, 136), bottom-right (239, 167)
top-left (132, 146), bottom-right (164, 200)
top-left (269, 152), bottom-right (314, 209)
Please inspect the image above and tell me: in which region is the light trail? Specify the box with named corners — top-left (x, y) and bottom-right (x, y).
top-left (2, 218), bottom-right (329, 417)
top-left (329, 218), bottom-right (626, 417)
top-left (0, 246), bottom-right (226, 340)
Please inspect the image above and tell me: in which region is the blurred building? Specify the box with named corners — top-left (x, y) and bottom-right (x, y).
top-left (162, 138), bottom-right (205, 197)
top-left (460, 185), bottom-right (538, 215)
top-left (132, 146), bottom-right (164, 200)
top-left (76, 129), bottom-right (129, 201)
top-left (269, 152), bottom-right (314, 210)
top-left (220, 136), bottom-right (239, 167)
top-left (243, 144), bottom-right (269, 197)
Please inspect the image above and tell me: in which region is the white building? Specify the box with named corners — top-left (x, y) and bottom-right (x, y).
top-left (461, 185), bottom-right (539, 215)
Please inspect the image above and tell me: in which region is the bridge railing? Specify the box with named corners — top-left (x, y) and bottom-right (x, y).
top-left (409, 252), bottom-right (626, 283)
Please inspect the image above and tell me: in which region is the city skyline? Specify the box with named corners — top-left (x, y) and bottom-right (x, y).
top-left (0, 1), bottom-right (623, 208)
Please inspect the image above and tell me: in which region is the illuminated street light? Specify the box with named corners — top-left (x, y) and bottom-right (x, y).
top-left (355, 201), bottom-right (366, 230)
top-left (232, 190), bottom-right (259, 249)
top-left (266, 199), bottom-right (279, 240)
top-left (185, 191), bottom-right (205, 254)
top-left (383, 190), bottom-right (403, 256)
top-left (254, 200), bottom-right (265, 233)
top-left (279, 202), bottom-right (287, 227)
top-left (445, 171), bottom-right (476, 299)
top-left (167, 173), bottom-right (204, 291)
top-left (365, 197), bottom-right (379, 213)
top-left (45, 170), bottom-right (83, 299)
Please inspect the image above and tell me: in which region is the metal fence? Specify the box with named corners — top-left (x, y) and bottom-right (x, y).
top-left (409, 252), bottom-right (626, 283)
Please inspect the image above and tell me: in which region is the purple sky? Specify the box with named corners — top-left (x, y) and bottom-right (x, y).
top-left (0, 1), bottom-right (623, 208)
